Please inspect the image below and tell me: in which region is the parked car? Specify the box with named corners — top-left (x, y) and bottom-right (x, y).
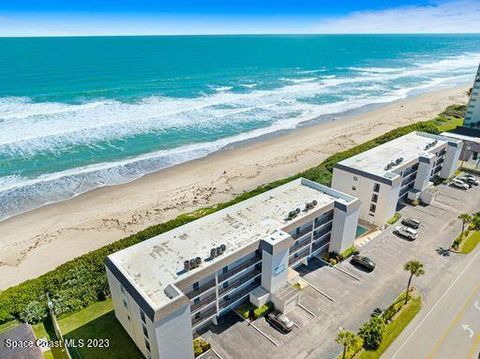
top-left (462, 176), bottom-right (479, 186)
top-left (401, 218), bottom-right (421, 229)
top-left (350, 255), bottom-right (376, 272)
top-left (451, 179), bottom-right (469, 190)
top-left (394, 225), bottom-right (418, 240)
top-left (266, 310), bottom-right (294, 333)
top-left (463, 173), bottom-right (475, 180)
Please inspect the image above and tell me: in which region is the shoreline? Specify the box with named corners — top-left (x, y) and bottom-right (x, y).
top-left (0, 85), bottom-right (468, 289)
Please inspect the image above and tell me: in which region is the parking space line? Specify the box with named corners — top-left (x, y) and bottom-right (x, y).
top-left (292, 321), bottom-right (301, 329)
top-left (301, 277), bottom-right (335, 302)
top-left (298, 302), bottom-right (317, 317)
top-left (249, 322), bottom-right (279, 347)
top-left (318, 257), bottom-right (361, 282)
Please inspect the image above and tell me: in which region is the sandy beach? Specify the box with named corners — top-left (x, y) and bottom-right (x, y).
top-left (0, 86), bottom-right (468, 290)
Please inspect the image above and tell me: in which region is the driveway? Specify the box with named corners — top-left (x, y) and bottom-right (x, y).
top-left (202, 181), bottom-right (480, 359)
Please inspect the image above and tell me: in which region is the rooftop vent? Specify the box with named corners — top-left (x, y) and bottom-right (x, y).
top-left (184, 257), bottom-right (203, 272)
top-left (424, 140), bottom-right (438, 150)
top-left (303, 199), bottom-right (318, 212)
top-left (210, 244), bottom-right (227, 259)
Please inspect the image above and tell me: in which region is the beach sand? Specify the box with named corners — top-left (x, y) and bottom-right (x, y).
top-left (0, 86), bottom-right (468, 290)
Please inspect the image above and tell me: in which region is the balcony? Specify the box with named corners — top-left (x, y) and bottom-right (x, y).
top-left (290, 238), bottom-right (311, 255)
top-left (291, 224), bottom-right (313, 240)
top-left (218, 268), bottom-right (261, 297)
top-left (313, 224), bottom-right (332, 240)
top-left (218, 255), bottom-right (261, 283)
top-left (401, 172), bottom-right (417, 187)
top-left (312, 238), bottom-right (329, 253)
top-left (185, 278), bottom-right (216, 300)
top-left (288, 247), bottom-right (310, 266)
top-left (191, 305), bottom-right (217, 328)
top-left (314, 215), bottom-right (333, 229)
top-left (219, 280), bottom-right (260, 310)
top-left (190, 291), bottom-right (216, 313)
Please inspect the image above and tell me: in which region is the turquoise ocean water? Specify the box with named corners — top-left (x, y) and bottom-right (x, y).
top-left (1, 34), bottom-right (480, 220)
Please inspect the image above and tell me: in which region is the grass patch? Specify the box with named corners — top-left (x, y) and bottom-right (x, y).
top-left (340, 245), bottom-right (357, 260)
top-left (358, 294), bottom-right (422, 359)
top-left (387, 212), bottom-right (401, 225)
top-left (461, 231), bottom-right (480, 254)
top-left (57, 299), bottom-right (142, 359)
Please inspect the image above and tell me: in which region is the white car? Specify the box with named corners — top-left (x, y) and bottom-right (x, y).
top-left (451, 179), bottom-right (469, 190)
top-left (394, 226), bottom-right (418, 240)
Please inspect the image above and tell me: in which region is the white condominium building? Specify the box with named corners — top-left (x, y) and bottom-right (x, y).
top-left (332, 131), bottom-right (462, 226)
top-left (106, 178), bottom-right (360, 359)
top-left (464, 63), bottom-right (480, 129)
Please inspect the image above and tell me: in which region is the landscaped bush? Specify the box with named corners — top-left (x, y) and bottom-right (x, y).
top-left (253, 302), bottom-right (273, 319)
top-left (19, 301), bottom-right (48, 324)
top-left (0, 107), bottom-right (460, 325)
top-left (237, 302), bottom-right (255, 319)
top-left (193, 337), bottom-right (211, 357)
top-left (359, 316), bottom-right (385, 351)
top-left (386, 213), bottom-right (401, 225)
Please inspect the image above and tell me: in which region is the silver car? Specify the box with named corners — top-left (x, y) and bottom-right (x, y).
top-left (394, 225), bottom-right (418, 240)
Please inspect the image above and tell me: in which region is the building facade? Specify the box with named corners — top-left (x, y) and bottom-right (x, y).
top-left (464, 63), bottom-right (480, 129)
top-left (106, 178), bottom-right (360, 359)
top-left (331, 132), bottom-right (462, 226)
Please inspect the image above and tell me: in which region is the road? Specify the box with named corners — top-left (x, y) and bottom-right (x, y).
top-left (384, 245), bottom-right (480, 359)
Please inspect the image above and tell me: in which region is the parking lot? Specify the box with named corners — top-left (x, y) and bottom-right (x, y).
top-left (201, 176), bottom-right (480, 359)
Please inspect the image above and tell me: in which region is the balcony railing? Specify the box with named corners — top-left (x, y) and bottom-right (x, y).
top-left (190, 291), bottom-right (216, 313)
top-left (291, 224), bottom-right (313, 240)
top-left (218, 255), bottom-right (261, 283)
top-left (313, 224), bottom-right (332, 240)
top-left (312, 238), bottom-right (329, 253)
top-left (191, 305), bottom-right (217, 327)
top-left (290, 238), bottom-right (311, 255)
top-left (185, 278), bottom-right (216, 300)
top-left (218, 268), bottom-right (261, 297)
top-left (314, 215), bottom-right (333, 229)
top-left (288, 247), bottom-right (310, 266)
top-left (401, 172), bottom-right (417, 187)
top-left (219, 280), bottom-right (260, 310)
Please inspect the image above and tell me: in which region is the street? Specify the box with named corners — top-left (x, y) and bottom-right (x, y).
top-left (384, 245), bottom-right (480, 359)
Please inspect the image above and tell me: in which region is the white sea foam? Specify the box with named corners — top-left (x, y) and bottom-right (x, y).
top-left (1, 51), bottom-right (479, 220)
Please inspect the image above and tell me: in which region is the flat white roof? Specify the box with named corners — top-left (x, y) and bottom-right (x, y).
top-left (338, 132), bottom-right (451, 178)
top-left (441, 131), bottom-right (480, 144)
top-left (108, 178), bottom-right (354, 309)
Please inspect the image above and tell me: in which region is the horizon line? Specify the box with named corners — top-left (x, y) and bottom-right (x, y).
top-left (2, 32), bottom-right (480, 39)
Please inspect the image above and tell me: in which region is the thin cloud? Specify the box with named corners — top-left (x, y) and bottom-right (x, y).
top-left (312, 1), bottom-right (480, 34)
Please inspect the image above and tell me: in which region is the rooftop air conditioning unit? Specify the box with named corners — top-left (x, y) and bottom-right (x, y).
top-left (184, 260), bottom-right (191, 271)
top-left (210, 248), bottom-right (217, 259)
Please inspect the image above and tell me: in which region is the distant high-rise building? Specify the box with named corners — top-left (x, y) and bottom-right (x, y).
top-left (464, 63), bottom-right (480, 129)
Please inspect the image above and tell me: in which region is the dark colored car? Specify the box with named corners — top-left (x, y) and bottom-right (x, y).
top-left (266, 310), bottom-right (294, 334)
top-left (350, 255), bottom-right (376, 272)
top-left (401, 218), bottom-right (421, 229)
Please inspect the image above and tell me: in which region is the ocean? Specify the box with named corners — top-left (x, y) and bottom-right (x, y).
top-left (1, 34), bottom-right (480, 221)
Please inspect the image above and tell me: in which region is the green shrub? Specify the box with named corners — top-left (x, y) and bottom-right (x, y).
top-left (386, 213), bottom-right (401, 225)
top-left (237, 302), bottom-right (255, 319)
top-left (19, 301), bottom-right (48, 324)
top-left (359, 316), bottom-right (385, 351)
top-left (0, 107), bottom-right (459, 325)
top-left (193, 337), bottom-right (211, 357)
top-left (253, 303), bottom-right (273, 319)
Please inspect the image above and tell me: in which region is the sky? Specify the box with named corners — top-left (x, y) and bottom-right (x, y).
top-left (0, 0), bottom-right (479, 36)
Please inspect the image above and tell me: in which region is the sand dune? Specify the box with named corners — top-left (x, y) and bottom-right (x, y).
top-left (0, 86), bottom-right (468, 290)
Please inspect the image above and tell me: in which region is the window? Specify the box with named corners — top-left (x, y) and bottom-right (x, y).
top-left (353, 176), bottom-right (358, 181)
top-left (373, 183), bottom-right (380, 193)
top-left (140, 310), bottom-right (146, 324)
top-left (371, 193), bottom-right (378, 203)
top-left (122, 299), bottom-right (128, 308)
top-left (222, 266), bottom-right (228, 274)
top-left (194, 297), bottom-right (200, 304)
top-left (352, 186), bottom-right (357, 191)
top-left (127, 315), bottom-right (131, 321)
top-left (195, 312), bottom-right (201, 319)
top-left (223, 281), bottom-right (228, 289)
top-left (193, 282), bottom-right (199, 290)
top-left (369, 204), bottom-right (376, 213)
top-left (145, 339), bottom-right (151, 353)
top-left (120, 285), bottom-right (126, 294)
top-left (143, 324), bottom-right (149, 338)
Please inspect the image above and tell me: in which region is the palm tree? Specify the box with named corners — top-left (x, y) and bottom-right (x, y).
top-left (404, 260), bottom-right (425, 304)
top-left (336, 330), bottom-right (362, 359)
top-left (458, 213), bottom-right (472, 238)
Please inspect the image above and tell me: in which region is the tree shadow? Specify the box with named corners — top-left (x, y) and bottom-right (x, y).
top-left (436, 247), bottom-right (451, 256)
